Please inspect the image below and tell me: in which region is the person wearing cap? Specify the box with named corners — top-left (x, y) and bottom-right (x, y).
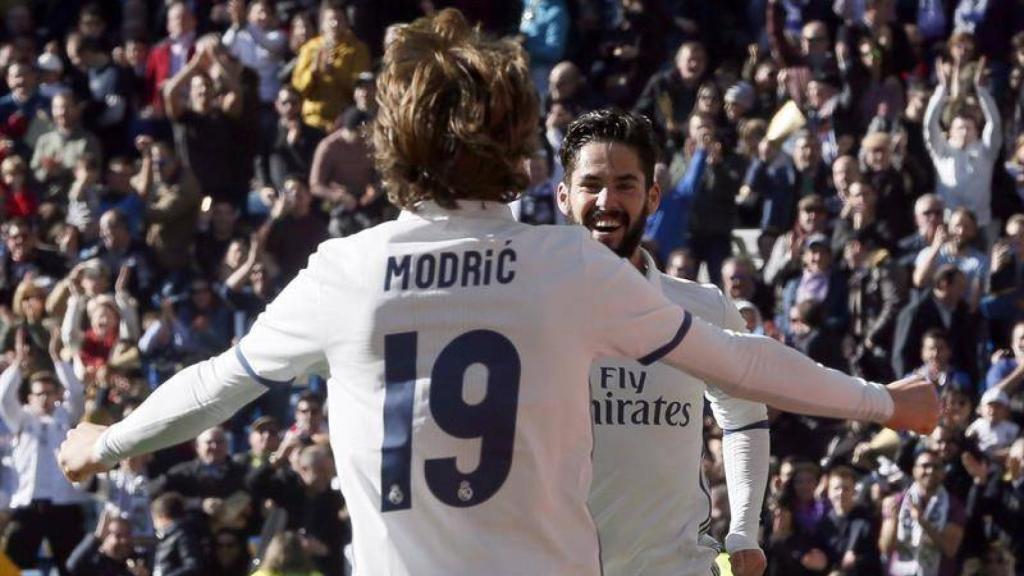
top-left (967, 388), bottom-right (1021, 459)
top-left (724, 82), bottom-right (755, 125)
top-left (291, 0), bottom-right (370, 131)
top-left (776, 231), bottom-right (849, 339)
top-left (0, 324), bottom-right (88, 571)
top-left (233, 415), bottom-right (281, 472)
top-left (716, 82), bottom-right (752, 149)
top-left (309, 106), bottom-right (379, 237)
top-left (35, 52), bottom-right (66, 101)
top-left (350, 70), bottom-right (377, 116)
top-left (763, 193), bottom-right (829, 288)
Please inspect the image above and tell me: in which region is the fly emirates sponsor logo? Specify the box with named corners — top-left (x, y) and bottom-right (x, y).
top-left (591, 366), bottom-right (693, 427)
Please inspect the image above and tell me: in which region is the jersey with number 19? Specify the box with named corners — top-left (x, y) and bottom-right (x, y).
top-left (235, 201), bottom-right (691, 575)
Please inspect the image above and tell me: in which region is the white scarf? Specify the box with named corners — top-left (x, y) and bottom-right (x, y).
top-left (891, 483), bottom-right (949, 576)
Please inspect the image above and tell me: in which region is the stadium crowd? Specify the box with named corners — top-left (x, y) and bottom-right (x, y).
top-left (0, 0), bottom-right (1021, 574)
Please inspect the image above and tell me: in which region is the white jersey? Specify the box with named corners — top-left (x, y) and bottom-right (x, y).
top-left (590, 251), bottom-right (768, 576)
top-left (236, 201), bottom-right (689, 575)
top-left (95, 202), bottom-right (898, 576)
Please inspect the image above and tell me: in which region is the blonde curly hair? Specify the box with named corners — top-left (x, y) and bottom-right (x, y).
top-left (372, 8), bottom-right (539, 210)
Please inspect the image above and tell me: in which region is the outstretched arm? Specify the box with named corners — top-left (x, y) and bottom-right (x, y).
top-left (587, 236), bottom-right (937, 433)
top-left (60, 250), bottom-right (329, 480)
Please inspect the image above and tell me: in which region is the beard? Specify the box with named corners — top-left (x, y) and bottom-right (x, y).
top-left (566, 203), bottom-right (650, 259)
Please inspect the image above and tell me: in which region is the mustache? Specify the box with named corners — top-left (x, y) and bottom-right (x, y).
top-left (583, 208), bottom-right (629, 229)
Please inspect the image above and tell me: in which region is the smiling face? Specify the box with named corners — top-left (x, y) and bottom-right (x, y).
top-left (913, 451), bottom-right (945, 493)
top-left (557, 141), bottom-right (660, 260)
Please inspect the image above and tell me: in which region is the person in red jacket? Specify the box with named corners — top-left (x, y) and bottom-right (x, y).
top-left (143, 1), bottom-right (196, 115)
top-left (0, 155), bottom-right (38, 219)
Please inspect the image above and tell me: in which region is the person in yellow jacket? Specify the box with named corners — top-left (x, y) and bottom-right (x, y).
top-left (291, 0), bottom-right (370, 131)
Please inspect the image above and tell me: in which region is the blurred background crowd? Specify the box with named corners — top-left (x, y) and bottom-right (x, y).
top-left (0, 0), bottom-right (1022, 575)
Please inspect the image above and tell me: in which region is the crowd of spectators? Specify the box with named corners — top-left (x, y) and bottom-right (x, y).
top-left (0, 0), bottom-right (1021, 574)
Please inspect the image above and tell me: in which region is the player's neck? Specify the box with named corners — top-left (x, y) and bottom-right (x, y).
top-left (629, 250), bottom-right (647, 275)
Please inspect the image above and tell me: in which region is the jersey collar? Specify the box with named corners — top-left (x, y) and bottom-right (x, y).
top-left (639, 248), bottom-right (664, 295)
top-left (399, 200), bottom-right (517, 222)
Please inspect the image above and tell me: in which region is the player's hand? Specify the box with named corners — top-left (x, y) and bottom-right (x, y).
top-left (58, 422), bottom-right (112, 483)
top-left (730, 548), bottom-right (767, 576)
top-left (884, 375), bottom-right (939, 435)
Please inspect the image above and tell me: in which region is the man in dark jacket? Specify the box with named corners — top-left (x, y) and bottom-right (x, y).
top-left (633, 41), bottom-right (707, 154)
top-left (818, 466), bottom-right (882, 576)
top-left (150, 492), bottom-right (203, 576)
top-left (892, 264), bottom-right (979, 380)
top-left (152, 427), bottom-right (250, 529)
top-left (66, 513), bottom-right (144, 576)
top-left (247, 444), bottom-right (350, 576)
top-left (844, 229), bottom-right (908, 381)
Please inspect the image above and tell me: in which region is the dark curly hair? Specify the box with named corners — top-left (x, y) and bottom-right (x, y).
top-left (559, 109), bottom-right (661, 191)
top-left (371, 8), bottom-right (539, 210)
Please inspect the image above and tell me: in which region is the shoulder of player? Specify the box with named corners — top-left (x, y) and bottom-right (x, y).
top-left (657, 273), bottom-right (725, 306)
top-left (657, 273), bottom-right (741, 329)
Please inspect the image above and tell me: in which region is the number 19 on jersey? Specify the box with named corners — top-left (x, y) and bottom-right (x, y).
top-left (381, 330), bottom-right (521, 511)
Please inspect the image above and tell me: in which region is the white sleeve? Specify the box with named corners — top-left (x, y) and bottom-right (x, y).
top-left (234, 249), bottom-right (328, 383)
top-left (93, 252), bottom-right (330, 466)
top-left (581, 238), bottom-right (688, 363)
top-left (581, 236), bottom-right (894, 423)
top-left (661, 315), bottom-right (894, 423)
top-left (705, 292), bottom-right (769, 553)
top-left (93, 347), bottom-right (267, 466)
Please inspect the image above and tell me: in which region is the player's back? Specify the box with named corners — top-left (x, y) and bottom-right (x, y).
top-left (254, 201), bottom-right (687, 575)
